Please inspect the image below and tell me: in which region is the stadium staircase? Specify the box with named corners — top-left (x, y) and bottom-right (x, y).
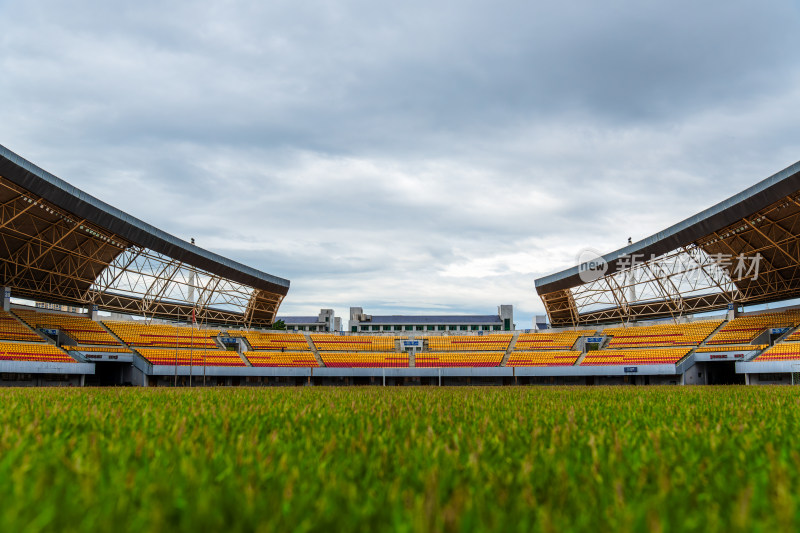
top-left (229, 339), bottom-right (252, 367)
top-left (99, 321), bottom-right (152, 365)
top-left (690, 317), bottom-right (774, 362)
top-left (63, 347), bottom-right (90, 363)
top-left (572, 333), bottom-right (607, 366)
top-left (241, 336), bottom-right (255, 351)
top-left (744, 348), bottom-right (768, 362)
top-left (58, 332), bottom-right (78, 346)
top-left (574, 351), bottom-right (589, 366)
top-left (675, 351), bottom-right (697, 375)
top-left (737, 324), bottom-right (799, 362)
top-left (594, 335), bottom-right (611, 349)
top-left (305, 334), bottom-right (325, 367)
top-left (100, 321), bottom-right (132, 349)
top-left (666, 321), bottom-right (710, 371)
top-left (7, 312), bottom-right (84, 363)
top-left (500, 331), bottom-right (520, 366)
top-left (697, 319), bottom-right (728, 347)
top-left (408, 338), bottom-right (415, 368)
top-left (773, 324), bottom-right (799, 344)
top-left (211, 335), bottom-right (226, 350)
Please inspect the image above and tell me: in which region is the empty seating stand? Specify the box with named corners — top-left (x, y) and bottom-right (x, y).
top-left (14, 308), bottom-right (121, 346)
top-left (604, 320), bottom-right (721, 348)
top-left (137, 348), bottom-right (244, 367)
top-left (104, 322), bottom-right (220, 348)
top-left (319, 352), bottom-right (408, 368)
top-left (415, 352), bottom-right (505, 367)
top-left (581, 348), bottom-right (691, 366)
top-left (695, 345), bottom-right (767, 353)
top-left (311, 336), bottom-right (396, 352)
top-left (425, 335), bottom-right (513, 352)
top-left (506, 351), bottom-right (581, 367)
top-left (63, 345), bottom-right (133, 356)
top-left (244, 352), bottom-right (318, 367)
top-left (754, 344), bottom-right (800, 362)
top-left (0, 342), bottom-right (75, 363)
top-left (782, 329), bottom-right (800, 342)
top-left (0, 310), bottom-right (45, 343)
top-left (241, 332), bottom-right (310, 351)
top-left (514, 330), bottom-right (594, 351)
top-left (707, 310), bottom-right (800, 345)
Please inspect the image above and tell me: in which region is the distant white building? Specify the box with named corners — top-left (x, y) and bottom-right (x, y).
top-left (533, 315), bottom-right (549, 330)
top-left (279, 309), bottom-right (340, 332)
top-left (348, 305), bottom-right (514, 333)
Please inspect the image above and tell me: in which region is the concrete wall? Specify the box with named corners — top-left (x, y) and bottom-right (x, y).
top-left (749, 373), bottom-right (793, 385)
top-left (636, 374), bottom-right (681, 385)
top-left (682, 362), bottom-right (707, 385)
top-left (0, 361), bottom-right (95, 375)
top-left (1, 357), bottom-right (795, 387)
top-left (0, 374), bottom-right (83, 387)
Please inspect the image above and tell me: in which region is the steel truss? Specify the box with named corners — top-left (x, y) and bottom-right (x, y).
top-left (0, 176), bottom-right (282, 327)
top-left (90, 246), bottom-right (283, 327)
top-left (541, 192), bottom-right (800, 327)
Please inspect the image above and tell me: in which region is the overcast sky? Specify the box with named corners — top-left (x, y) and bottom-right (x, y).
top-left (1, 0), bottom-right (799, 328)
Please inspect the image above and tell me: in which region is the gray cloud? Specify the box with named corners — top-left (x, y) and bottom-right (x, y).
top-left (1, 0), bottom-right (799, 327)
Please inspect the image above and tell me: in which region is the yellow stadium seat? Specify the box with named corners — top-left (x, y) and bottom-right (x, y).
top-left (244, 351), bottom-right (318, 367)
top-left (137, 348), bottom-right (244, 367)
top-left (241, 332), bottom-right (311, 351)
top-left (507, 351), bottom-right (581, 367)
top-left (423, 335), bottom-right (513, 352)
top-left (319, 352), bottom-right (408, 367)
top-left (415, 352), bottom-right (504, 367)
top-left (0, 341), bottom-right (76, 363)
top-left (604, 320), bottom-right (721, 348)
top-left (0, 310), bottom-right (46, 343)
top-left (581, 347), bottom-right (691, 366)
top-left (708, 310), bottom-right (800, 345)
top-left (14, 309), bottom-right (121, 346)
top-left (755, 343), bottom-right (800, 362)
top-left (311, 335), bottom-right (397, 352)
top-left (514, 330), bottom-right (594, 350)
top-left (104, 322), bottom-right (219, 349)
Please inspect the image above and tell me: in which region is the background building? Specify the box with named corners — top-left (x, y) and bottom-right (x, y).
top-left (280, 309), bottom-right (340, 332)
top-left (348, 305), bottom-right (513, 333)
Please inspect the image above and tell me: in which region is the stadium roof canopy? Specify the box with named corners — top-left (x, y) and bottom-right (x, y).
top-left (535, 159), bottom-right (800, 327)
top-left (0, 144), bottom-right (289, 327)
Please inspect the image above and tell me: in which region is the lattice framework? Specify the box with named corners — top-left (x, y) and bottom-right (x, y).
top-left (0, 176), bottom-right (282, 327)
top-left (540, 192), bottom-right (800, 327)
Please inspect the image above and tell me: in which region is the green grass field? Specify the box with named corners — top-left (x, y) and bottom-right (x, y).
top-left (1, 386), bottom-right (799, 532)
